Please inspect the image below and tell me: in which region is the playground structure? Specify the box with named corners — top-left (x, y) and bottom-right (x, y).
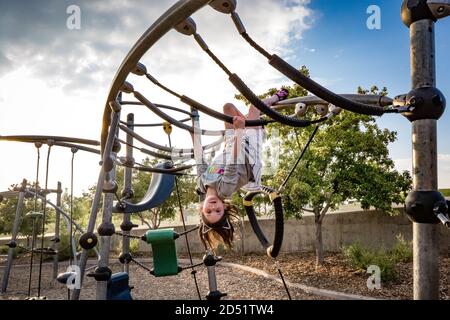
top-left (0, 138), bottom-right (101, 298)
top-left (1, 0), bottom-right (449, 300)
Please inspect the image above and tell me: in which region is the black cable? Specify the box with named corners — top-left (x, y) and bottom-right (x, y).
top-left (37, 144), bottom-right (52, 298)
top-left (114, 232), bottom-right (143, 240)
top-left (177, 225), bottom-right (200, 237)
top-left (167, 134), bottom-right (202, 300)
top-left (130, 256), bottom-right (152, 273)
top-left (277, 268), bottom-right (292, 300)
top-left (180, 261), bottom-right (204, 271)
top-left (278, 126), bottom-right (319, 192)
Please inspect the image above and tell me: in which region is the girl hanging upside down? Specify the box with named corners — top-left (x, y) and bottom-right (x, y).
top-left (193, 88), bottom-right (289, 251)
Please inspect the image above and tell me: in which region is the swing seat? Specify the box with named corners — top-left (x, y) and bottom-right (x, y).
top-left (25, 211), bottom-right (44, 219)
top-left (107, 272), bottom-right (133, 300)
top-left (143, 228), bottom-right (180, 277)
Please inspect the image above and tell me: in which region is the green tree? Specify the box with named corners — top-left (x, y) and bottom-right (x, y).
top-left (0, 181), bottom-right (56, 238)
top-left (238, 68), bottom-right (411, 266)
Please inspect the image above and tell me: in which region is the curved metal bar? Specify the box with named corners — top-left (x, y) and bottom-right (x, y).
top-left (0, 135), bottom-right (100, 146)
top-left (115, 160), bottom-right (193, 175)
top-left (119, 117), bottom-right (191, 128)
top-left (145, 72), bottom-right (271, 127)
top-left (23, 190), bottom-right (87, 236)
top-left (101, 0), bottom-right (212, 153)
top-left (51, 142), bottom-right (101, 155)
top-left (116, 138), bottom-right (173, 160)
top-left (119, 124), bottom-right (224, 154)
top-left (133, 91), bottom-right (225, 136)
top-left (274, 94), bottom-right (394, 110)
top-left (121, 101), bottom-right (195, 117)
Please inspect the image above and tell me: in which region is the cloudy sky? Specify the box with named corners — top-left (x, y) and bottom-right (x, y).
top-left (0, 0), bottom-right (449, 197)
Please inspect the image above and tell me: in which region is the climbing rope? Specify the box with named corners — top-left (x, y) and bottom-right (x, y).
top-left (164, 122), bottom-right (202, 300)
top-left (278, 125), bottom-right (319, 193)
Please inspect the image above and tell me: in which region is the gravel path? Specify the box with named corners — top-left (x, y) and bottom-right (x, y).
top-left (0, 260), bottom-right (326, 300)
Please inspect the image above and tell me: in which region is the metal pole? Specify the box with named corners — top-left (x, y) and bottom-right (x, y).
top-left (52, 181), bottom-right (62, 279)
top-left (95, 170), bottom-right (115, 300)
top-left (410, 19), bottom-right (440, 300)
top-left (96, 104), bottom-right (121, 300)
top-left (1, 179), bottom-right (27, 293)
top-left (122, 113), bottom-right (134, 274)
top-left (71, 106), bottom-right (120, 300)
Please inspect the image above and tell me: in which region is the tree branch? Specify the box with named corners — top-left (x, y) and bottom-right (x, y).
top-left (319, 202), bottom-right (331, 224)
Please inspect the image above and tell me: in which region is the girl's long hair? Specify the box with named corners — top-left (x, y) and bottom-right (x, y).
top-left (198, 201), bottom-right (239, 250)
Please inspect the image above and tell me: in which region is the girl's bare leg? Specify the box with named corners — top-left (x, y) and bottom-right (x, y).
top-left (223, 103), bottom-right (245, 130)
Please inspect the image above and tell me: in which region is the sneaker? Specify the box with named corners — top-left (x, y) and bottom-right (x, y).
top-left (275, 88), bottom-right (289, 101)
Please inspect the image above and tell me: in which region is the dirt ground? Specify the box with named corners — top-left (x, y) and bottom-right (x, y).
top-left (0, 252), bottom-right (448, 300)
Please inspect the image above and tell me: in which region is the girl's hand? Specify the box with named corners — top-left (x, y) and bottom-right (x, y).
top-left (233, 116), bottom-right (245, 130)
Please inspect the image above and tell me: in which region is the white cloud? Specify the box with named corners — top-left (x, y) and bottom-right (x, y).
top-left (0, 0), bottom-right (314, 195)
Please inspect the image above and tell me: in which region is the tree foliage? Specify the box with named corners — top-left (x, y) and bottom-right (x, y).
top-left (237, 66), bottom-right (411, 265)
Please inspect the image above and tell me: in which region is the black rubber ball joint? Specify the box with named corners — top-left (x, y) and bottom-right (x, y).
top-left (405, 190), bottom-right (446, 223)
top-left (97, 222), bottom-right (115, 236)
top-left (79, 232), bottom-right (98, 250)
top-left (401, 0), bottom-right (437, 27)
top-left (402, 86), bottom-right (446, 122)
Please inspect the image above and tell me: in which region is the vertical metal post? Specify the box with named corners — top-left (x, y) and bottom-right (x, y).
top-left (410, 19), bottom-right (440, 300)
top-left (52, 181), bottom-right (62, 279)
top-left (121, 113), bottom-right (134, 274)
top-left (71, 103), bottom-right (120, 300)
top-left (95, 170), bottom-right (116, 300)
top-left (1, 179), bottom-right (27, 293)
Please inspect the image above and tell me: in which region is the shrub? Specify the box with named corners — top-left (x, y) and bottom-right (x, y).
top-left (342, 243), bottom-right (398, 282)
top-left (57, 231), bottom-right (75, 261)
top-left (390, 234), bottom-right (413, 263)
top-left (129, 239), bottom-right (140, 255)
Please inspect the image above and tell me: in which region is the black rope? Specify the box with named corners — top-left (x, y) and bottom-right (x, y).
top-left (278, 126), bottom-right (319, 192)
top-left (37, 144), bottom-right (52, 298)
top-left (114, 231), bottom-right (142, 240)
top-left (201, 46), bottom-right (233, 77)
top-left (180, 261), bottom-right (204, 271)
top-left (145, 73), bottom-right (183, 99)
top-left (131, 256), bottom-right (153, 273)
top-left (27, 144), bottom-right (41, 297)
top-left (178, 225), bottom-right (200, 237)
top-left (241, 32), bottom-right (272, 60)
top-left (114, 192), bottom-right (125, 208)
top-left (277, 267), bottom-right (292, 300)
top-left (167, 133), bottom-right (202, 300)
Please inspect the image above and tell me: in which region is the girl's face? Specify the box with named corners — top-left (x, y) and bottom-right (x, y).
top-left (202, 194), bottom-right (225, 224)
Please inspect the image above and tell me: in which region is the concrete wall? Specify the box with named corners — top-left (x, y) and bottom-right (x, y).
top-left (3, 209), bottom-right (448, 255)
top-left (113, 209), bottom-right (449, 255)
